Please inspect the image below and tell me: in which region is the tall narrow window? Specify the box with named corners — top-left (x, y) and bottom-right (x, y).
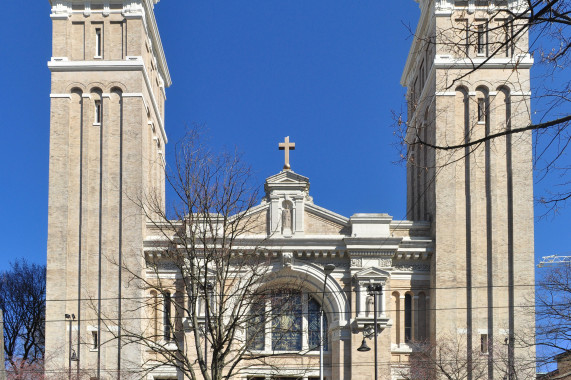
top-left (308, 297), bottom-right (327, 351)
top-left (503, 21), bottom-right (512, 57)
top-left (95, 28), bottom-right (102, 57)
top-left (91, 331), bottom-right (98, 350)
top-left (456, 19), bottom-right (469, 57)
top-left (247, 301), bottom-right (266, 351)
top-left (271, 291), bottom-right (302, 351)
top-left (477, 24), bottom-right (486, 55)
top-left (163, 292), bottom-right (172, 340)
top-left (478, 98), bottom-right (486, 122)
top-left (480, 333), bottom-right (488, 353)
top-left (404, 294), bottom-right (412, 343)
top-left (94, 100), bottom-right (102, 124)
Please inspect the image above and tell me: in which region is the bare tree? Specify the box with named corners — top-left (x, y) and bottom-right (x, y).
top-left (534, 263), bottom-right (571, 373)
top-left (0, 260), bottom-right (46, 379)
top-left (395, 0), bottom-right (571, 211)
top-left (105, 129), bottom-right (317, 380)
top-left (401, 334), bottom-right (535, 380)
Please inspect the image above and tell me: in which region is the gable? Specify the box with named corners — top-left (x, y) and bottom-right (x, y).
top-left (304, 210), bottom-right (350, 235)
top-left (236, 206), bottom-right (268, 235)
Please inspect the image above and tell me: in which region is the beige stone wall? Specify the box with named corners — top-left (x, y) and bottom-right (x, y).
top-left (304, 211), bottom-right (349, 235)
top-left (45, 2), bottom-right (169, 378)
top-left (404, 3), bottom-right (536, 378)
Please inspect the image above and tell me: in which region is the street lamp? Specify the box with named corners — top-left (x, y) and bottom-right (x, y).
top-left (319, 263), bottom-right (335, 380)
top-left (357, 284), bottom-right (382, 380)
top-left (204, 281), bottom-right (214, 371)
top-left (65, 313), bottom-right (76, 380)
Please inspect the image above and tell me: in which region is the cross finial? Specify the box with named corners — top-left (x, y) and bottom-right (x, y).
top-left (278, 136), bottom-right (296, 170)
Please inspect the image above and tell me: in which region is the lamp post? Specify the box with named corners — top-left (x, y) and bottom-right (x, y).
top-left (204, 282), bottom-right (214, 371)
top-left (320, 264), bottom-right (336, 380)
top-left (367, 284), bottom-right (382, 380)
top-left (355, 285), bottom-right (382, 380)
top-left (65, 313), bottom-right (76, 380)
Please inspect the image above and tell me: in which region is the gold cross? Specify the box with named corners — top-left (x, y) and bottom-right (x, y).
top-left (278, 136), bottom-right (296, 170)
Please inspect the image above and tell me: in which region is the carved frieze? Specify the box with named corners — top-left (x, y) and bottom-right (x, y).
top-left (393, 263), bottom-right (430, 272)
top-left (351, 258), bottom-right (362, 267)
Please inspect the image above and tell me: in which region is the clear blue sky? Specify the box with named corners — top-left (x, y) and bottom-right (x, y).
top-left (0, 1), bottom-right (568, 271)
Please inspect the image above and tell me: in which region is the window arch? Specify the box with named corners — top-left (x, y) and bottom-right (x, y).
top-left (247, 289), bottom-right (328, 352)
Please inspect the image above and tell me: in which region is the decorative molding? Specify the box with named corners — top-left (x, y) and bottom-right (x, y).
top-left (50, 1), bottom-right (72, 19)
top-left (350, 258), bottom-right (362, 267)
top-left (435, 91), bottom-right (456, 96)
top-left (379, 258), bottom-right (392, 268)
top-left (349, 250), bottom-right (394, 257)
top-left (50, 94), bottom-right (72, 99)
top-left (393, 263), bottom-right (430, 272)
top-left (282, 252), bottom-right (293, 268)
top-left (511, 91), bottom-right (532, 96)
top-left (103, 2), bottom-right (110, 17)
top-left (83, 1), bottom-right (91, 17)
top-left (122, 2), bottom-right (144, 18)
top-left (434, 55), bottom-right (534, 70)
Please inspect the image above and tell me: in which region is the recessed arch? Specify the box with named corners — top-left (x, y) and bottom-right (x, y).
top-left (107, 82), bottom-right (127, 93)
top-left (257, 260), bottom-right (349, 328)
top-left (65, 83), bottom-right (87, 93)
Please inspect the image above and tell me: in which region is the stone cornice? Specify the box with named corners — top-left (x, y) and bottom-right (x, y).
top-left (434, 54), bottom-right (534, 70)
top-left (305, 203), bottom-right (350, 226)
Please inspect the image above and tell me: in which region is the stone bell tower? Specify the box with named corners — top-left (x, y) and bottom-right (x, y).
top-left (45, 0), bottom-right (171, 377)
top-left (401, 0), bottom-right (535, 378)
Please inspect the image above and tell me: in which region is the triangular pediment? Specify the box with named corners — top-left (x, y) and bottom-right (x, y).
top-left (265, 170), bottom-right (309, 185)
top-left (265, 170), bottom-right (311, 199)
top-left (354, 267), bottom-right (391, 280)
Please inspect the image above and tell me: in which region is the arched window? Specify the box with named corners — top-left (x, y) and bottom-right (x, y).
top-left (163, 291), bottom-right (172, 340)
top-left (308, 296), bottom-right (327, 350)
top-left (247, 289), bottom-right (328, 352)
top-left (404, 293), bottom-right (412, 343)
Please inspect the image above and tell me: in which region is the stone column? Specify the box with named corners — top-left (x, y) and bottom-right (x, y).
top-left (426, 295), bottom-right (431, 339)
top-left (413, 295), bottom-right (419, 342)
top-left (380, 287), bottom-right (387, 318)
top-left (293, 196), bottom-right (304, 234)
top-left (355, 283), bottom-right (363, 318)
top-left (399, 295), bottom-right (405, 345)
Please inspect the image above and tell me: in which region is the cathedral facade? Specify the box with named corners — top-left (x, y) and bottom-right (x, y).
top-left (45, 0), bottom-right (535, 379)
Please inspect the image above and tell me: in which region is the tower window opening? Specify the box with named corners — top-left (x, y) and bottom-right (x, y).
top-left (95, 28), bottom-right (102, 57)
top-left (456, 19), bottom-right (469, 57)
top-left (480, 333), bottom-right (488, 354)
top-left (91, 331), bottom-right (98, 350)
top-left (477, 24), bottom-right (487, 55)
top-left (477, 98), bottom-right (486, 122)
top-left (94, 100), bottom-right (102, 124)
top-left (503, 21), bottom-right (512, 57)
